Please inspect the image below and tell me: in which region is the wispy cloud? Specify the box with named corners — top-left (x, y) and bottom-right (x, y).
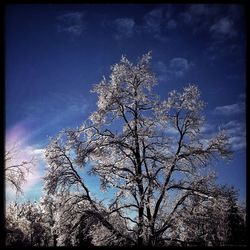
top-left (210, 17), bottom-right (237, 38)
top-left (155, 57), bottom-right (193, 81)
top-left (5, 121), bottom-right (28, 147)
top-left (144, 8), bottom-right (163, 34)
top-left (179, 4), bottom-right (219, 29)
top-left (56, 12), bottom-right (86, 37)
top-left (200, 123), bottom-right (216, 133)
top-left (102, 17), bottom-right (137, 40)
top-left (221, 120), bottom-right (246, 151)
top-left (140, 4), bottom-right (242, 47)
top-left (229, 136), bottom-right (246, 151)
top-left (178, 4), bottom-right (241, 43)
top-left (166, 19), bottom-right (177, 29)
top-left (169, 58), bottom-right (193, 77)
top-left (164, 126), bottom-right (179, 135)
top-left (199, 120), bottom-right (245, 152)
top-left (214, 102), bottom-right (245, 116)
top-left (200, 120), bottom-right (245, 152)
top-left (204, 40), bottom-right (244, 64)
top-left (112, 18), bottom-right (135, 39)
top-left (21, 92), bottom-right (88, 141)
top-left (179, 11), bottom-right (192, 25)
top-left (189, 4), bottom-right (209, 15)
top-left (155, 61), bottom-right (171, 81)
top-left (238, 93), bottom-right (246, 100)
top-left (221, 120), bottom-right (243, 134)
top-left (189, 4), bottom-right (220, 17)
top-left (143, 7), bottom-right (178, 42)
top-left (6, 91), bottom-right (88, 202)
top-left (200, 5), bottom-right (243, 62)
top-left (5, 127), bottom-right (45, 201)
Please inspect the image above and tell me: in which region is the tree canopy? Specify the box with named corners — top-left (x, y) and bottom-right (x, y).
top-left (5, 52), bottom-right (246, 247)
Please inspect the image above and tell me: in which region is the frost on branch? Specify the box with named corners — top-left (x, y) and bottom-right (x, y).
top-left (90, 52), bottom-right (157, 126)
top-left (42, 52), bottom-right (235, 246)
top-left (5, 143), bottom-right (34, 195)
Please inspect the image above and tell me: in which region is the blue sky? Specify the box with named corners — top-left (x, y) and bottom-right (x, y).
top-left (5, 4), bottom-right (246, 203)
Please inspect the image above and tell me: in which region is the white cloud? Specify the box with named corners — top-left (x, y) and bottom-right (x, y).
top-left (221, 120), bottom-right (246, 151)
top-left (179, 4), bottom-right (219, 27)
top-left (189, 4), bottom-right (207, 15)
top-left (21, 92), bottom-right (88, 141)
top-left (113, 18), bottom-right (135, 39)
top-left (204, 40), bottom-right (243, 63)
top-left (221, 120), bottom-right (239, 129)
top-left (214, 102), bottom-right (244, 116)
top-left (167, 19), bottom-right (177, 29)
top-left (164, 126), bottom-right (178, 135)
top-left (221, 120), bottom-right (243, 135)
top-left (5, 142), bottom-right (45, 200)
top-left (200, 123), bottom-right (215, 133)
top-left (169, 57), bottom-right (193, 77)
top-left (199, 120), bottom-right (245, 152)
top-left (238, 93), bottom-right (246, 100)
top-left (199, 138), bottom-right (210, 148)
top-left (188, 4), bottom-right (219, 17)
top-left (56, 12), bottom-right (86, 37)
top-left (178, 5), bottom-right (241, 41)
top-left (179, 12), bottom-right (192, 25)
top-left (154, 61), bottom-right (169, 81)
top-left (23, 147), bottom-right (44, 191)
top-left (5, 120), bottom-right (48, 202)
top-left (143, 8), bottom-right (174, 42)
top-left (228, 136), bottom-right (246, 151)
top-left (210, 17), bottom-right (237, 38)
top-left (155, 57), bottom-right (193, 81)
top-left (144, 8), bottom-right (163, 33)
top-left (155, 60), bottom-right (167, 73)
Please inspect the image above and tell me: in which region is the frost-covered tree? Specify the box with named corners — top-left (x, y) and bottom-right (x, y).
top-left (176, 185), bottom-right (246, 247)
top-left (49, 191), bottom-right (97, 246)
top-left (44, 52), bottom-right (232, 246)
top-left (5, 143), bottom-right (33, 195)
top-left (223, 186), bottom-right (246, 246)
top-left (39, 194), bottom-right (59, 246)
top-left (173, 185), bottom-right (230, 246)
top-left (5, 202), bottom-right (31, 246)
top-left (5, 201), bottom-right (51, 246)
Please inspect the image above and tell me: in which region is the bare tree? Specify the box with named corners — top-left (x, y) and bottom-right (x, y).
top-left (44, 52), bottom-right (232, 246)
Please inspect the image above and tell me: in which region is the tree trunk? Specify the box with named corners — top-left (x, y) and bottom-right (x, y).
top-left (137, 205), bottom-right (144, 246)
top-left (53, 234), bottom-right (57, 247)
